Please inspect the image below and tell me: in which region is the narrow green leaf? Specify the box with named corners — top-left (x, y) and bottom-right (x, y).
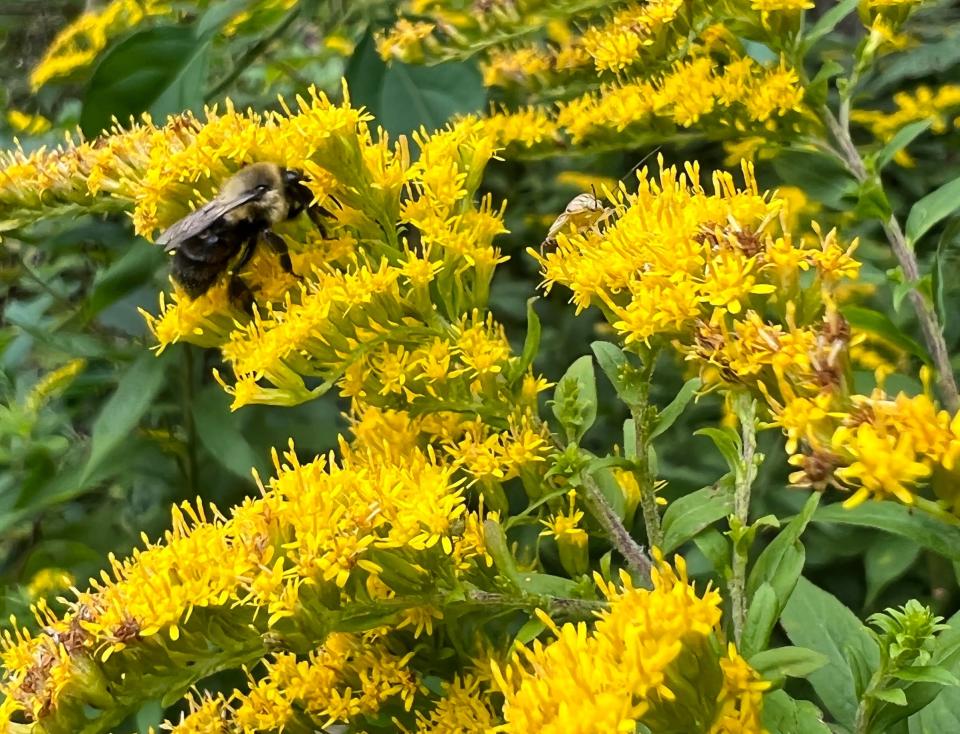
top-left (742, 583), bottom-right (779, 658)
top-left (591, 340), bottom-right (645, 406)
top-left (747, 493), bottom-right (819, 600)
top-left (693, 527), bottom-right (730, 576)
top-left (894, 666), bottom-right (959, 686)
top-left (934, 218), bottom-right (960, 348)
top-left (803, 0), bottom-right (860, 49)
top-left (840, 306), bottom-right (931, 365)
top-left (517, 572), bottom-right (580, 597)
top-left (876, 120), bottom-right (933, 170)
top-left (83, 353), bottom-right (168, 483)
top-left (588, 467), bottom-right (626, 521)
top-left (191, 386), bottom-right (266, 481)
top-left (695, 426), bottom-right (741, 472)
top-left (651, 377), bottom-right (701, 439)
top-left (661, 481), bottom-right (734, 553)
top-left (508, 297), bottom-right (541, 385)
top-left (872, 687), bottom-right (909, 706)
top-left (814, 501), bottom-right (960, 561)
top-left (781, 577), bottom-right (879, 727)
top-left (906, 175), bottom-right (960, 247)
top-left (483, 520), bottom-right (522, 587)
top-left (750, 646), bottom-right (830, 680)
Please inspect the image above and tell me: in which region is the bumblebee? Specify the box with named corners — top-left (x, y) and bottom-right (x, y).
top-left (157, 162), bottom-right (321, 306)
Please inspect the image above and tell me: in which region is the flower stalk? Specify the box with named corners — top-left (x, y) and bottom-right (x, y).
top-left (730, 393), bottom-right (759, 647)
top-left (821, 106), bottom-right (960, 414)
top-left (581, 472), bottom-right (653, 582)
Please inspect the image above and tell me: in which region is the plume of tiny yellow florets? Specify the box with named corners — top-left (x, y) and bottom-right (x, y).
top-left (852, 84), bottom-right (960, 166)
top-left (29, 0), bottom-right (176, 89)
top-left (490, 553), bottom-right (766, 733)
top-left (163, 634), bottom-right (419, 732)
top-left (0, 440), bottom-right (492, 730)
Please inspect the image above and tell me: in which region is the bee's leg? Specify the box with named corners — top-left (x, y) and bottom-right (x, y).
top-left (306, 204), bottom-right (331, 237)
top-left (262, 230), bottom-right (293, 273)
top-left (227, 274), bottom-right (255, 314)
top-left (234, 232), bottom-right (259, 273)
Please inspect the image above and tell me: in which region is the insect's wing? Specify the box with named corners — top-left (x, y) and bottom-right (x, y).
top-left (157, 189), bottom-right (262, 251)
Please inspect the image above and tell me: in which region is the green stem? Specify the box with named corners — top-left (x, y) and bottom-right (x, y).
top-left (464, 590), bottom-right (607, 620)
top-left (821, 106), bottom-right (960, 414)
top-left (204, 5), bottom-right (302, 102)
top-left (632, 347), bottom-right (664, 550)
top-left (730, 394), bottom-right (758, 647)
top-left (582, 473), bottom-right (653, 581)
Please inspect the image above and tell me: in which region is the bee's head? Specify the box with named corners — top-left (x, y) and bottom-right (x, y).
top-left (279, 167), bottom-right (314, 218)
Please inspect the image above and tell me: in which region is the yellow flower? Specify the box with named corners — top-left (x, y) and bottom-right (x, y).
top-left (492, 554), bottom-right (742, 733)
top-left (834, 423), bottom-right (932, 507)
top-left (413, 674), bottom-right (499, 733)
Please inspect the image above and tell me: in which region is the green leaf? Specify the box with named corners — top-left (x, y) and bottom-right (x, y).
top-left (82, 353), bottom-right (168, 484)
top-left (813, 501), bottom-right (960, 561)
top-left (773, 148), bottom-right (856, 209)
top-left (747, 492), bottom-right (819, 601)
top-left (856, 178), bottom-right (893, 221)
top-left (378, 60), bottom-right (486, 137)
top-left (803, 0), bottom-right (860, 50)
top-left (865, 535), bottom-right (921, 607)
top-left (588, 466), bottom-right (627, 520)
top-left (483, 519), bottom-right (522, 588)
top-left (81, 26), bottom-right (209, 137)
top-left (742, 583), bottom-right (779, 658)
top-left (694, 426), bottom-right (741, 472)
top-left (591, 341), bottom-right (646, 407)
top-left (908, 681), bottom-right (960, 732)
top-left (762, 690), bottom-right (832, 734)
top-left (551, 355), bottom-right (598, 443)
top-left (751, 646), bottom-right (830, 680)
top-left (840, 306), bottom-right (931, 365)
top-left (894, 666), bottom-right (959, 686)
top-left (906, 175), bottom-right (960, 247)
top-left (623, 419), bottom-right (637, 460)
top-left (191, 385), bottom-right (266, 481)
top-left (872, 687), bottom-right (909, 706)
top-left (81, 239), bottom-right (165, 321)
top-left (650, 377), bottom-right (701, 439)
top-left (517, 572), bottom-right (580, 597)
top-left (781, 577), bottom-right (879, 727)
top-left (876, 120), bottom-right (933, 170)
top-left (661, 481), bottom-right (734, 553)
top-left (869, 36), bottom-right (960, 95)
top-left (934, 218), bottom-right (960, 349)
top-left (693, 527), bottom-right (730, 577)
top-left (515, 618), bottom-right (547, 645)
top-left (508, 297), bottom-right (541, 385)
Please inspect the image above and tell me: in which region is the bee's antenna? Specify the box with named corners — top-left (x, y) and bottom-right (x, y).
top-left (619, 146), bottom-right (662, 185)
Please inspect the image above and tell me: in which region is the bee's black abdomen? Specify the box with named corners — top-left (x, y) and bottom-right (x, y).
top-left (171, 249), bottom-right (225, 297)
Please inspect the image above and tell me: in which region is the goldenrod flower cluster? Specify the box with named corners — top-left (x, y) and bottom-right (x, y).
top-left (380, 0), bottom-right (812, 153)
top-left (0, 84), bottom-right (777, 728)
top-left (853, 84), bottom-right (960, 166)
top-left (492, 554), bottom-right (768, 733)
top-left (29, 0), bottom-right (303, 90)
top-left (535, 158), bottom-right (960, 515)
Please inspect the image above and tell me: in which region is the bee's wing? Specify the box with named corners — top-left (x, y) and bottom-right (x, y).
top-left (157, 189), bottom-right (263, 251)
